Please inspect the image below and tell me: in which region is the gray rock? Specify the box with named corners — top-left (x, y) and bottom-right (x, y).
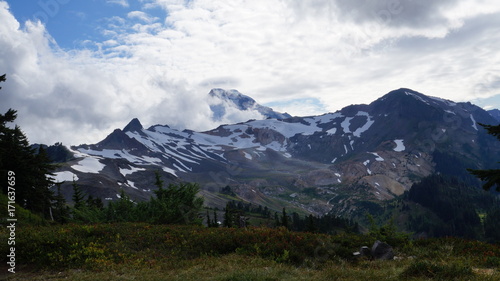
top-left (360, 246), bottom-right (371, 257)
top-left (371, 240), bottom-right (394, 260)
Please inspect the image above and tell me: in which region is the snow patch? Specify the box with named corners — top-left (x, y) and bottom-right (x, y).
top-left (470, 114), bottom-right (478, 131)
top-left (120, 166), bottom-right (146, 177)
top-left (341, 117), bottom-right (353, 134)
top-left (393, 139), bottom-right (405, 152)
top-left (52, 171), bottom-right (78, 182)
top-left (405, 91), bottom-right (430, 105)
top-left (162, 166), bottom-right (178, 177)
top-left (243, 152), bottom-right (252, 160)
top-left (326, 127), bottom-right (337, 135)
top-left (353, 112), bottom-right (374, 137)
top-left (128, 181), bottom-right (139, 190)
top-left (369, 152), bottom-right (384, 161)
top-left (72, 157), bottom-right (105, 173)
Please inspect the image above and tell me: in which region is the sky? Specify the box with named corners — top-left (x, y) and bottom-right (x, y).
top-left (1, 0), bottom-right (500, 146)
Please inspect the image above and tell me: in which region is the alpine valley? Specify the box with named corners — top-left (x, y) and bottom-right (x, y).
top-left (50, 88), bottom-right (500, 230)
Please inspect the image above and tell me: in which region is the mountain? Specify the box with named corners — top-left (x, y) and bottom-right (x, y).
top-left (53, 88), bottom-right (500, 218)
top-left (488, 109), bottom-right (500, 122)
top-left (208, 88), bottom-right (291, 120)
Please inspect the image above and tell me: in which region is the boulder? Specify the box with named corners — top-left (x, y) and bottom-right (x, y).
top-left (371, 240), bottom-right (394, 260)
top-left (360, 246), bottom-right (371, 257)
top-left (353, 246), bottom-right (372, 258)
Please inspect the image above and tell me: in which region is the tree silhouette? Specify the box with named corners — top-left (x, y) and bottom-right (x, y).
top-left (468, 123), bottom-right (500, 191)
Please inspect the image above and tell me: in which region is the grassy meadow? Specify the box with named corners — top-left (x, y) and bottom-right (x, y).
top-left (1, 223), bottom-right (500, 280)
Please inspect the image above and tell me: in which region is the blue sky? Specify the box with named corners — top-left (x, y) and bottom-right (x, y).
top-left (6, 0), bottom-right (166, 50)
top-left (1, 0), bottom-right (500, 145)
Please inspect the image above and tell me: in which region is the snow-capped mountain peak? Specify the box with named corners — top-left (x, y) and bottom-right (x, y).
top-left (208, 88), bottom-right (291, 121)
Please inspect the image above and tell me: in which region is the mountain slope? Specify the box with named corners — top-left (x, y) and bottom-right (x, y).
top-left (488, 109), bottom-right (500, 122)
top-left (53, 88), bottom-right (500, 216)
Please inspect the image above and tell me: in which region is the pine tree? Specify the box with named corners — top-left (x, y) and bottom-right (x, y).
top-left (223, 202), bottom-right (233, 227)
top-left (71, 177), bottom-right (85, 210)
top-left (29, 146), bottom-right (55, 217)
top-left (281, 207), bottom-right (289, 229)
top-left (468, 123), bottom-right (500, 191)
top-left (114, 189), bottom-right (135, 222)
top-left (154, 170), bottom-right (164, 189)
top-left (0, 74), bottom-right (55, 218)
top-left (213, 209), bottom-right (219, 227)
top-left (53, 182), bottom-right (70, 223)
top-left (306, 214), bottom-right (317, 233)
top-left (150, 181), bottom-right (204, 225)
top-left (206, 210), bottom-right (212, 227)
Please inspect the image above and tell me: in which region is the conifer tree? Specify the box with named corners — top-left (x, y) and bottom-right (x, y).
top-left (223, 202), bottom-right (233, 227)
top-left (281, 207), bottom-right (289, 229)
top-left (213, 209), bottom-right (219, 227)
top-left (468, 123), bottom-right (500, 191)
top-left (150, 180), bottom-right (204, 225)
top-left (114, 189), bottom-right (136, 222)
top-left (0, 74), bottom-right (55, 218)
top-left (306, 214), bottom-right (317, 233)
top-left (53, 182), bottom-right (70, 223)
top-left (206, 210), bottom-right (212, 227)
top-left (71, 177), bottom-right (85, 210)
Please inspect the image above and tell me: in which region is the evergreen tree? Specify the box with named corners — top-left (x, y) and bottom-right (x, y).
top-left (114, 189), bottom-right (136, 222)
top-left (206, 210), bottom-right (212, 227)
top-left (53, 182), bottom-right (70, 223)
top-left (0, 74), bottom-right (55, 218)
top-left (28, 146), bottom-right (55, 217)
top-left (306, 214), bottom-right (317, 233)
top-left (223, 202), bottom-right (233, 227)
top-left (213, 209), bottom-right (219, 227)
top-left (86, 195), bottom-right (104, 210)
top-left (281, 207), bottom-right (289, 229)
top-left (468, 123), bottom-right (500, 191)
top-left (154, 170), bottom-right (164, 189)
top-left (71, 177), bottom-right (85, 210)
top-left (150, 181), bottom-right (204, 225)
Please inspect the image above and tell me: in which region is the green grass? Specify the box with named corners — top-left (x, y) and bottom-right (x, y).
top-left (1, 223), bottom-right (500, 280)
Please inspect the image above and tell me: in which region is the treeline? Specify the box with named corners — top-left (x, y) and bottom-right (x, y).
top-left (210, 200), bottom-right (358, 234)
top-left (56, 174), bottom-right (204, 225)
top-left (404, 174), bottom-right (500, 241)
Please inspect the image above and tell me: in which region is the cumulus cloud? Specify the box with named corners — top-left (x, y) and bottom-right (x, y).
top-left (0, 0), bottom-right (499, 146)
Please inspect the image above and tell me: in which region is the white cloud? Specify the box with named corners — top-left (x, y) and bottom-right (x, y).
top-left (106, 0), bottom-right (129, 8)
top-left (0, 0), bottom-right (500, 146)
top-left (127, 11), bottom-right (158, 24)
